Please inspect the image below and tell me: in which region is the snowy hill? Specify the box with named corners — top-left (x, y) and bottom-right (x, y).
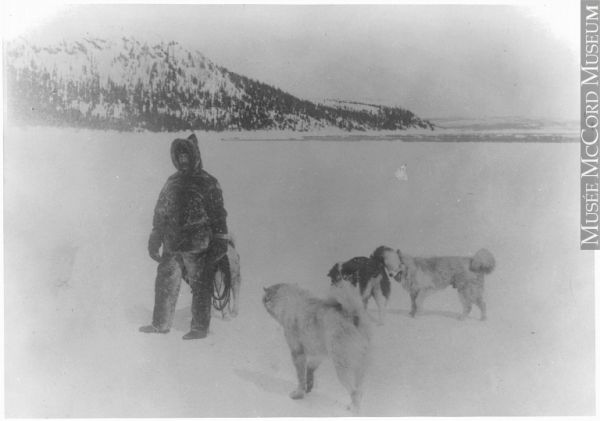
top-left (3, 126), bottom-right (594, 417)
top-left (5, 37), bottom-right (434, 132)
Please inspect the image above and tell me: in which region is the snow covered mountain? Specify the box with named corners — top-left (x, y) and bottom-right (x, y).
top-left (5, 37), bottom-right (434, 132)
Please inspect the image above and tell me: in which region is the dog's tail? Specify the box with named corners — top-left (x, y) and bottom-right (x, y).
top-left (470, 248), bottom-right (496, 274)
top-left (328, 280), bottom-right (372, 339)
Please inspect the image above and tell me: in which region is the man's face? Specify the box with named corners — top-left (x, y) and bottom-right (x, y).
top-left (178, 152), bottom-right (191, 172)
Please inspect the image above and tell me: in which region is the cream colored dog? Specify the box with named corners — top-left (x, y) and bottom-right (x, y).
top-left (380, 247), bottom-right (496, 320)
top-left (262, 282), bottom-right (371, 414)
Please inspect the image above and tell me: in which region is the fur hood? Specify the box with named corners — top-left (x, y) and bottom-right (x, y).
top-left (170, 133), bottom-right (203, 172)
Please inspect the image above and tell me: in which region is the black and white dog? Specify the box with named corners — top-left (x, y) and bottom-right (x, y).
top-left (327, 246), bottom-right (401, 325)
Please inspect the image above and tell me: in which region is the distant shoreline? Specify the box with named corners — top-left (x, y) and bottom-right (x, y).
top-left (4, 124), bottom-right (579, 143)
top-left (222, 133), bottom-right (579, 143)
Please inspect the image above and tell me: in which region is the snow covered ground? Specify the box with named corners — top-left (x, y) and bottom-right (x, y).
top-left (3, 126), bottom-right (595, 417)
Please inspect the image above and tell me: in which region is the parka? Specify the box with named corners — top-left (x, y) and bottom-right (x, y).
top-left (149, 133), bottom-right (228, 255)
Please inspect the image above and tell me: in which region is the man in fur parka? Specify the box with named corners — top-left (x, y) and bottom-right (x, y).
top-left (140, 133), bottom-right (229, 340)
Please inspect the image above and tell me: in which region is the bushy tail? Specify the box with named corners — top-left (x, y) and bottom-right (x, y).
top-left (470, 248), bottom-right (496, 274)
top-left (328, 281), bottom-right (371, 339)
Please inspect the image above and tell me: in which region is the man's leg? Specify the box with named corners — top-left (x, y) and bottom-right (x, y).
top-left (140, 255), bottom-right (183, 333)
top-left (183, 253), bottom-right (214, 339)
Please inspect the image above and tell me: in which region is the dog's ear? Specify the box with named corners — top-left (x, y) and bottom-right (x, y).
top-left (371, 252), bottom-right (378, 262)
top-left (328, 263), bottom-right (344, 282)
top-left (369, 246), bottom-right (378, 260)
top-left (327, 264), bottom-right (336, 278)
top-left (373, 245), bottom-right (385, 261)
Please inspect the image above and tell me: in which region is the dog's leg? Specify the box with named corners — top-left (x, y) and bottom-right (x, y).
top-left (409, 290), bottom-right (419, 317)
top-left (306, 358), bottom-right (322, 393)
top-left (333, 357), bottom-right (361, 414)
top-left (361, 282), bottom-right (380, 323)
top-left (414, 287), bottom-right (435, 316)
top-left (290, 348), bottom-right (307, 399)
top-left (410, 288), bottom-right (429, 317)
top-left (306, 366), bottom-right (316, 394)
top-left (361, 281), bottom-right (373, 309)
top-left (458, 290), bottom-right (472, 320)
top-left (349, 390), bottom-right (363, 414)
top-left (475, 296), bottom-right (487, 321)
top-left (349, 350), bottom-right (369, 414)
top-left (333, 344), bottom-right (368, 414)
top-left (372, 281), bottom-right (385, 325)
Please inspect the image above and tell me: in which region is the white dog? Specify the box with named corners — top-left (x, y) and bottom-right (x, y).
top-left (380, 247), bottom-right (496, 320)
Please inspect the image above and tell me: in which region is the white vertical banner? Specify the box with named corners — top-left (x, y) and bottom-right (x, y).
top-left (581, 0), bottom-right (600, 249)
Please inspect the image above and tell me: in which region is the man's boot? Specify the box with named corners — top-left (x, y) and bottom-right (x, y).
top-left (182, 329), bottom-right (208, 340)
top-left (183, 277), bottom-right (213, 340)
top-left (139, 325), bottom-right (170, 334)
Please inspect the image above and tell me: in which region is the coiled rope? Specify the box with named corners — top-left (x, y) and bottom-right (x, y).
top-left (212, 255), bottom-right (232, 315)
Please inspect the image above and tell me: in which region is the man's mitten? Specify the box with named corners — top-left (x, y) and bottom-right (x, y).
top-left (208, 237), bottom-right (229, 264)
top-left (148, 230), bottom-right (163, 262)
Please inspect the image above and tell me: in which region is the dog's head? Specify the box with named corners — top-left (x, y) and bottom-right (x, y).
top-left (262, 283), bottom-right (285, 318)
top-left (327, 262), bottom-right (347, 285)
top-left (371, 246), bottom-right (407, 282)
top-left (371, 246), bottom-right (392, 262)
top-left (371, 246), bottom-right (400, 272)
top-left (390, 249), bottom-right (409, 282)
top-left (328, 262), bottom-right (361, 287)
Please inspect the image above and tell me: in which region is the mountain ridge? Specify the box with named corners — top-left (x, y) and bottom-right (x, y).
top-left (6, 36), bottom-right (435, 132)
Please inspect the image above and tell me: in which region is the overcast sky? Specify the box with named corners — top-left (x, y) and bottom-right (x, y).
top-left (4, 1), bottom-right (579, 120)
